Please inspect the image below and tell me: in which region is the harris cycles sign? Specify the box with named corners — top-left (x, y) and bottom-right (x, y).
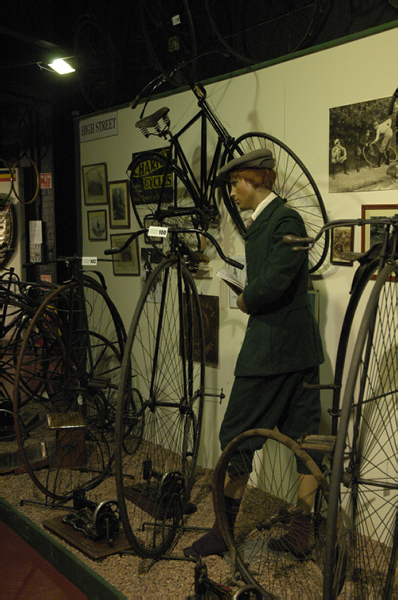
top-left (128, 148), bottom-right (173, 205)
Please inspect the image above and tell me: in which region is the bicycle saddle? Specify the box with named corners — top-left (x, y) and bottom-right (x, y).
top-left (135, 107), bottom-right (170, 129)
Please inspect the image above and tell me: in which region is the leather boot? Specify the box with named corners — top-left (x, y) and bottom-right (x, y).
top-left (183, 496), bottom-right (240, 558)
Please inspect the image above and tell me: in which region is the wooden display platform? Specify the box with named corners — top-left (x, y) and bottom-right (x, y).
top-left (43, 515), bottom-right (132, 560)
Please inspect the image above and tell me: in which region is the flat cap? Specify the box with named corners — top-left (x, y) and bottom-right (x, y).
top-left (217, 148), bottom-right (275, 180)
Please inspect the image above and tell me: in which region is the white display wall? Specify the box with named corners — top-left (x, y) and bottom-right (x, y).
top-left (77, 26), bottom-right (398, 470)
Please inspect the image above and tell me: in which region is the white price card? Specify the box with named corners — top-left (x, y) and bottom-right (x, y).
top-left (82, 257), bottom-right (98, 266)
top-left (148, 226), bottom-right (168, 238)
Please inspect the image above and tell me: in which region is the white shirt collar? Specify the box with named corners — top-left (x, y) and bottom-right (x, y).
top-left (251, 191), bottom-right (277, 222)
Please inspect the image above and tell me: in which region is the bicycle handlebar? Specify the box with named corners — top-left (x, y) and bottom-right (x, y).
top-left (284, 215), bottom-right (398, 251)
top-left (104, 227), bottom-right (244, 270)
top-left (22, 256), bottom-right (113, 268)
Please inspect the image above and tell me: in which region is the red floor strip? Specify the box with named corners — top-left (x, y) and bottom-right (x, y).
top-left (0, 521), bottom-right (87, 599)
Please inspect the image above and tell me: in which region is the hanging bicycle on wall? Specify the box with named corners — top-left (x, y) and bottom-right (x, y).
top-left (129, 55), bottom-right (329, 274)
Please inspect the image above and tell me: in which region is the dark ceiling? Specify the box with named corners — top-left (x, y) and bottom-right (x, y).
top-left (1, 0), bottom-right (398, 117)
top-left (0, 0), bottom-right (397, 263)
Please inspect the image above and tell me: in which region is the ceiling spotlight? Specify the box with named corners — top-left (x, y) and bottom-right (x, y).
top-left (48, 58), bottom-right (75, 74)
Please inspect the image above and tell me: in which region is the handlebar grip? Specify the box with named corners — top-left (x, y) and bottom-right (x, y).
top-left (283, 234), bottom-right (312, 246)
top-left (227, 258), bottom-right (245, 269)
top-left (104, 247), bottom-right (121, 256)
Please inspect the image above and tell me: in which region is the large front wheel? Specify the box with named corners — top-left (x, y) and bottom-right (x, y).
top-left (220, 132), bottom-right (328, 274)
top-left (324, 263), bottom-right (398, 598)
top-left (115, 256), bottom-right (205, 558)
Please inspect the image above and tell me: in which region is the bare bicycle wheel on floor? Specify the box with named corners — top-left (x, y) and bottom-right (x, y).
top-left (213, 428), bottom-right (329, 597)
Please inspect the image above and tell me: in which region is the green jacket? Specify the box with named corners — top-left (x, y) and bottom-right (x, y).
top-left (235, 196), bottom-right (324, 376)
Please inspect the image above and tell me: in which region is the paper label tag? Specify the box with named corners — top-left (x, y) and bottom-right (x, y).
top-left (82, 256), bottom-right (98, 265)
top-left (148, 226), bottom-right (168, 238)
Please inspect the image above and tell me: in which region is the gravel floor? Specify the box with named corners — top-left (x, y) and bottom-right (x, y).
top-left (1, 466), bottom-right (233, 599)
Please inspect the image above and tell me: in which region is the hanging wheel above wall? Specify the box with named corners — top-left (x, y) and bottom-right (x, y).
top-left (205, 0), bottom-right (332, 65)
top-left (139, 0), bottom-right (197, 87)
top-left (74, 13), bottom-right (120, 111)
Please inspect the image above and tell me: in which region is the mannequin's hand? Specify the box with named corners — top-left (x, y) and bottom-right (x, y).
top-left (237, 293), bottom-right (248, 313)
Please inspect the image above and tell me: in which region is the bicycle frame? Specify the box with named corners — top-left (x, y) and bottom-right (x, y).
top-left (132, 63), bottom-right (238, 214)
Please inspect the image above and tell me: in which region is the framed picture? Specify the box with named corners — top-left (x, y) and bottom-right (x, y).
top-left (108, 180), bottom-right (130, 229)
top-left (82, 163), bottom-right (108, 205)
top-left (87, 210), bottom-right (107, 241)
top-left (331, 225), bottom-right (354, 266)
top-left (110, 233), bottom-right (140, 276)
top-left (361, 204), bottom-right (398, 252)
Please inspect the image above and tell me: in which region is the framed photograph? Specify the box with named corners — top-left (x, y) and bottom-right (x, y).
top-left (331, 225), bottom-right (354, 266)
top-left (82, 163), bottom-right (108, 205)
top-left (108, 180), bottom-right (130, 229)
top-left (110, 233), bottom-right (140, 276)
top-left (87, 210), bottom-right (107, 241)
top-left (361, 204), bottom-right (398, 252)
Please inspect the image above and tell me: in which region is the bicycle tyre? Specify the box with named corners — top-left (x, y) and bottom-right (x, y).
top-left (115, 256), bottom-right (205, 558)
top-left (74, 14), bottom-right (120, 111)
top-left (13, 277), bottom-right (125, 502)
top-left (11, 157), bottom-right (40, 205)
top-left (205, 0), bottom-right (330, 65)
top-left (362, 144), bottom-right (380, 167)
top-left (213, 428), bottom-right (329, 597)
top-left (0, 297), bottom-right (36, 442)
top-left (0, 159), bottom-right (13, 202)
top-left (139, 0), bottom-right (197, 87)
top-left (324, 262), bottom-right (398, 598)
top-left (220, 132), bottom-right (329, 274)
top-left (128, 150), bottom-right (202, 253)
top-left (387, 145), bottom-right (397, 163)
top-left (330, 258), bottom-right (380, 437)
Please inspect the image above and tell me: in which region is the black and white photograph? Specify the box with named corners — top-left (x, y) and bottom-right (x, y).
top-left (82, 163), bottom-right (108, 205)
top-left (110, 233), bottom-right (140, 276)
top-left (108, 180), bottom-right (130, 229)
top-left (361, 204), bottom-right (398, 252)
top-left (329, 97), bottom-right (398, 193)
top-left (87, 209), bottom-right (107, 241)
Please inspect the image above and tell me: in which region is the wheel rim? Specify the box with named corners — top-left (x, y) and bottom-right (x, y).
top-left (324, 263), bottom-right (398, 598)
top-left (13, 280), bottom-right (124, 501)
top-left (213, 428), bottom-right (329, 597)
top-left (220, 132), bottom-right (328, 274)
top-left (128, 151), bottom-right (202, 255)
top-left (115, 258), bottom-right (204, 557)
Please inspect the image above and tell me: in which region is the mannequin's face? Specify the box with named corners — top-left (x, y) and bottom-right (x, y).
top-left (229, 176), bottom-right (256, 211)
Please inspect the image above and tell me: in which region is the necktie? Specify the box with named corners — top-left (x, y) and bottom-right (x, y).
top-left (246, 217), bottom-right (254, 229)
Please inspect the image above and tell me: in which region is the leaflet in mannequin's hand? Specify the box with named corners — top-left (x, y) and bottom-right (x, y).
top-left (216, 268), bottom-right (244, 295)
